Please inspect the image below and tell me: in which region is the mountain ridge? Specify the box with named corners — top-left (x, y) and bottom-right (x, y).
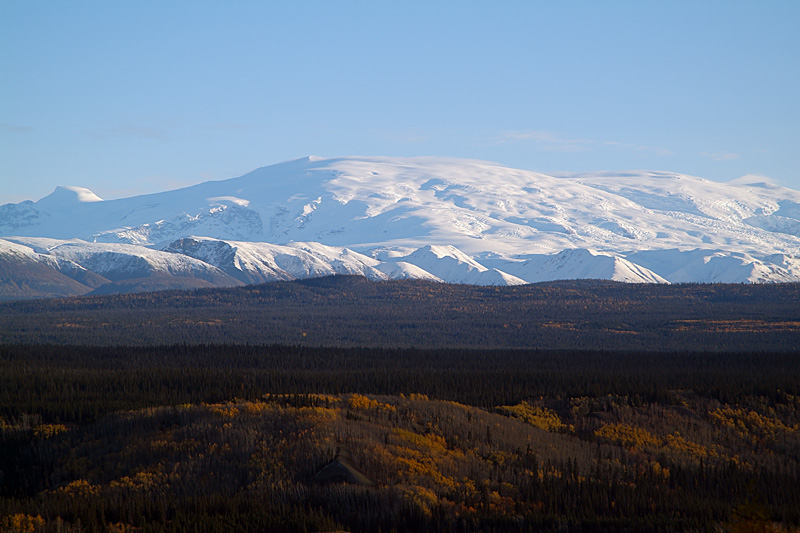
top-left (2, 155), bottom-right (800, 298)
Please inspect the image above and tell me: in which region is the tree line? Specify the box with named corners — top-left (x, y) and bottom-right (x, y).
top-left (1, 277), bottom-right (799, 350)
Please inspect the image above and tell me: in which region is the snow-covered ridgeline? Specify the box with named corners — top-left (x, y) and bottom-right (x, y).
top-left (2, 156), bottom-right (800, 297)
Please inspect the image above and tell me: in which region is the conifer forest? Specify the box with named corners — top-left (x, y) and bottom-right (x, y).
top-left (1, 278), bottom-right (799, 531)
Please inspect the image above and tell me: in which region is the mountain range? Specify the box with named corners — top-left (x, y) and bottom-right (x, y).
top-left (2, 156), bottom-right (800, 299)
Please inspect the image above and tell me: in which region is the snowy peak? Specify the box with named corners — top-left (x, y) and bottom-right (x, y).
top-left (2, 236), bottom-right (240, 290)
top-left (409, 245), bottom-right (487, 270)
top-left (5, 156), bottom-right (800, 256)
top-left (163, 236), bottom-right (388, 284)
top-left (492, 249), bottom-right (668, 284)
top-left (399, 244), bottom-right (526, 286)
top-left (37, 186), bottom-right (103, 206)
top-left (374, 261), bottom-right (443, 282)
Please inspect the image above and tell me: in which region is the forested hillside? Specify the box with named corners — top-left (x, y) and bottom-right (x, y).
top-left (1, 345), bottom-right (799, 531)
top-left (2, 276), bottom-right (800, 351)
top-left (2, 278), bottom-right (799, 530)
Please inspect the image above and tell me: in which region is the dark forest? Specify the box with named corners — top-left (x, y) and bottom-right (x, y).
top-left (1, 278), bottom-right (799, 531)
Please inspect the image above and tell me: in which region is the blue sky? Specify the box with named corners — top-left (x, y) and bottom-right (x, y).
top-left (2, 1), bottom-right (799, 204)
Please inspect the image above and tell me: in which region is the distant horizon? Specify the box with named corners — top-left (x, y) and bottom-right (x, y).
top-left (3, 2), bottom-right (798, 204)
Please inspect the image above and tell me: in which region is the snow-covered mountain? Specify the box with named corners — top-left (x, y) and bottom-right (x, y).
top-left (2, 156), bottom-right (800, 298)
top-left (163, 237), bottom-right (388, 284)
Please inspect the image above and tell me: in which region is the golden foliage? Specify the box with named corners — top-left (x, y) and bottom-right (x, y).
top-left (709, 407), bottom-right (797, 442)
top-left (1, 514), bottom-right (45, 533)
top-left (209, 403), bottom-right (239, 418)
top-left (12, 390), bottom-right (798, 530)
top-left (664, 432), bottom-right (717, 459)
top-left (55, 479), bottom-right (99, 497)
top-left (109, 471), bottom-right (166, 492)
top-left (297, 406), bottom-right (340, 422)
top-left (0, 420), bottom-right (68, 439)
top-left (106, 523), bottom-right (140, 533)
top-left (487, 450), bottom-right (514, 468)
top-left (394, 456), bottom-right (457, 490)
top-left (497, 401), bottom-right (564, 431)
top-left (400, 485), bottom-right (438, 517)
top-left (242, 400), bottom-right (275, 414)
top-left (383, 428), bottom-right (463, 491)
top-left (261, 393), bottom-right (341, 405)
top-left (406, 393), bottom-right (429, 401)
top-left (651, 461), bottom-right (670, 480)
top-left (347, 394), bottom-right (396, 412)
top-left (32, 423), bottom-right (67, 439)
top-left (595, 423), bottom-right (662, 449)
top-left (392, 428), bottom-right (447, 454)
top-left (150, 435), bottom-right (200, 454)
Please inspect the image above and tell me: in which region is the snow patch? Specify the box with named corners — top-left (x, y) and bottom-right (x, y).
top-left (207, 196), bottom-right (250, 207)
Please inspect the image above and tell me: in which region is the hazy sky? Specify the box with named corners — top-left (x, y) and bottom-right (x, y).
top-left (2, 1), bottom-right (799, 204)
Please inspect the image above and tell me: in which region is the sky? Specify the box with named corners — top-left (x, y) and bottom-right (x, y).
top-left (1, 1), bottom-right (799, 204)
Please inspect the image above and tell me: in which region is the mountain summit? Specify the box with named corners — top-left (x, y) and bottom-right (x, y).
top-left (2, 156), bottom-right (800, 298)
top-left (37, 186), bottom-right (104, 206)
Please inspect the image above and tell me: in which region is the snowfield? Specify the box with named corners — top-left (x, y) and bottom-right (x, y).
top-left (2, 156), bottom-right (800, 296)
